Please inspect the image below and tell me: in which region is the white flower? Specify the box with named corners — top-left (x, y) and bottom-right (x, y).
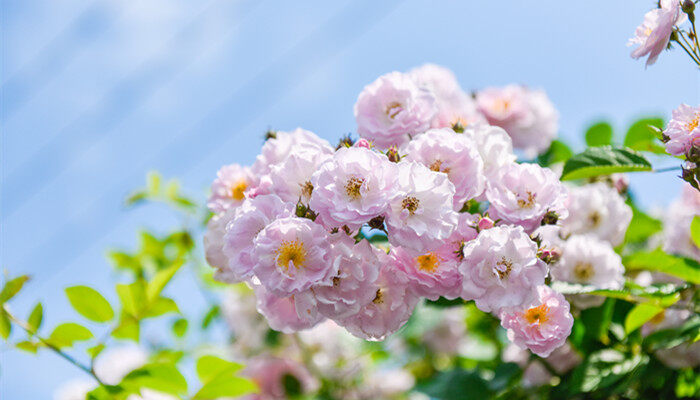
top-left (463, 124), bottom-right (516, 180)
top-left (385, 161), bottom-right (458, 252)
top-left (663, 185), bottom-right (700, 261)
top-left (251, 128), bottom-right (333, 176)
top-left (553, 234), bottom-right (625, 309)
top-left (561, 182), bottom-right (632, 246)
top-left (268, 147), bottom-right (332, 203)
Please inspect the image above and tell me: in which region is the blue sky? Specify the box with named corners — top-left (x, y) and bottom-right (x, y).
top-left (1, 0), bottom-right (699, 398)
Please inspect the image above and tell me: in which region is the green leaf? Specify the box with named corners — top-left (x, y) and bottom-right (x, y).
top-left (417, 369), bottom-right (492, 400)
top-left (121, 363), bottom-right (187, 395)
top-left (585, 122), bottom-right (613, 147)
top-left (143, 297), bottom-right (179, 318)
top-left (172, 318), bottom-right (188, 338)
top-left (425, 297), bottom-right (467, 307)
top-left (0, 275), bottom-right (30, 303)
top-left (112, 316), bottom-right (140, 342)
top-left (623, 249), bottom-right (700, 284)
top-left (537, 139), bottom-right (573, 166)
top-left (624, 303), bottom-right (665, 334)
top-left (0, 309), bottom-right (11, 339)
top-left (551, 281), bottom-right (684, 307)
top-left (146, 171), bottom-right (162, 195)
top-left (201, 305), bottom-right (220, 329)
top-left (560, 146), bottom-right (652, 181)
top-left (691, 216), bottom-right (700, 248)
top-left (146, 261), bottom-right (182, 303)
top-left (86, 385), bottom-right (125, 400)
top-left (624, 205), bottom-right (662, 244)
top-left (569, 350), bottom-right (648, 393)
top-left (581, 298), bottom-right (615, 342)
top-left (15, 340), bottom-right (39, 353)
top-left (27, 303), bottom-right (43, 333)
top-left (116, 280), bottom-right (146, 318)
top-left (65, 286), bottom-right (114, 323)
top-left (196, 355), bottom-right (244, 382)
top-left (193, 355), bottom-right (255, 399)
top-left (643, 315), bottom-right (700, 351)
top-left (48, 323), bottom-right (93, 348)
top-left (88, 343), bottom-right (106, 359)
top-left (624, 117), bottom-right (665, 154)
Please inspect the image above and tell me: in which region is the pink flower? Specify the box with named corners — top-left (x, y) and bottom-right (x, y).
top-left (311, 236), bottom-right (382, 320)
top-left (403, 128), bottom-right (486, 208)
top-left (204, 207), bottom-right (238, 280)
top-left (500, 285), bottom-right (574, 357)
top-left (354, 71), bottom-right (437, 148)
top-left (267, 147), bottom-right (332, 203)
top-left (433, 212), bottom-right (479, 267)
top-left (253, 283), bottom-right (324, 333)
top-left (385, 161), bottom-right (458, 252)
top-left (219, 194), bottom-right (293, 283)
top-left (459, 225), bottom-right (548, 313)
top-left (207, 164), bottom-right (254, 214)
top-left (629, 0), bottom-right (686, 66)
top-left (393, 246), bottom-right (463, 301)
top-left (408, 64), bottom-right (486, 130)
top-left (664, 103), bottom-right (700, 156)
top-left (553, 234), bottom-right (624, 309)
top-left (355, 138), bottom-right (372, 149)
top-left (561, 182), bottom-right (632, 246)
top-left (477, 215), bottom-right (495, 231)
top-left (338, 262), bottom-right (420, 341)
top-left (244, 356), bottom-right (318, 399)
top-left (476, 85), bottom-right (558, 157)
top-left (251, 128), bottom-right (333, 176)
top-left (253, 217), bottom-right (338, 296)
top-left (309, 147), bottom-right (397, 231)
top-left (463, 124), bottom-right (516, 180)
top-left (486, 163), bottom-right (568, 233)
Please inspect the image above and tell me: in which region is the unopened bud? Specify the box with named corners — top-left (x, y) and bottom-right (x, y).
top-left (538, 248), bottom-right (561, 265)
top-left (452, 121), bottom-right (465, 133)
top-left (682, 0), bottom-right (695, 15)
top-left (541, 211), bottom-right (559, 226)
top-left (386, 146), bottom-right (401, 163)
top-left (355, 138), bottom-right (372, 149)
top-left (264, 130), bottom-right (277, 141)
top-left (477, 216), bottom-right (495, 231)
top-left (336, 134), bottom-right (355, 150)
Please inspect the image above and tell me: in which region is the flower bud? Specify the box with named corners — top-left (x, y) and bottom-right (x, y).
top-left (335, 134), bottom-right (355, 150)
top-left (477, 216), bottom-right (495, 231)
top-left (386, 146), bottom-right (401, 163)
top-left (541, 210), bottom-right (559, 226)
top-left (264, 129), bottom-right (277, 140)
top-left (682, 0), bottom-right (695, 15)
top-left (355, 138), bottom-right (372, 149)
top-left (452, 120), bottom-right (465, 133)
top-left (537, 248), bottom-right (561, 265)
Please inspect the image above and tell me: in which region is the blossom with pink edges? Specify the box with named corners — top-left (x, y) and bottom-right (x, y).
top-left (486, 163), bottom-right (568, 232)
top-left (629, 0), bottom-right (686, 66)
top-left (500, 285), bottom-right (574, 357)
top-left (309, 147), bottom-right (397, 231)
top-left (408, 64), bottom-right (486, 130)
top-left (312, 236), bottom-right (382, 320)
top-left (475, 85), bottom-right (558, 157)
top-left (253, 217), bottom-right (337, 296)
top-left (338, 262), bottom-right (420, 341)
top-left (267, 147), bottom-right (332, 203)
top-left (203, 207), bottom-right (238, 280)
top-left (463, 124), bottom-right (516, 180)
top-left (207, 163), bottom-right (254, 214)
top-left (459, 225), bottom-right (548, 313)
top-left (354, 71), bottom-right (437, 148)
top-left (403, 128), bottom-right (486, 208)
top-left (253, 283), bottom-right (324, 333)
top-left (243, 356), bottom-right (318, 400)
top-left (219, 194), bottom-right (293, 283)
top-left (664, 103), bottom-right (700, 156)
top-left (250, 128), bottom-right (333, 176)
top-left (561, 182), bottom-right (632, 246)
top-left (433, 213), bottom-right (479, 270)
top-left (392, 246), bottom-right (463, 301)
top-left (553, 234), bottom-right (625, 309)
top-left (664, 184), bottom-right (700, 261)
top-left (385, 161), bottom-right (458, 252)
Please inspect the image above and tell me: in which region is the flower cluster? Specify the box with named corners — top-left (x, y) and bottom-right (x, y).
top-left (663, 103), bottom-right (700, 190)
top-left (204, 66), bottom-right (573, 357)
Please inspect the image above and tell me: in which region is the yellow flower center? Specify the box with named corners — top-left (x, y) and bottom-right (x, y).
top-left (524, 304), bottom-right (550, 325)
top-left (687, 115), bottom-right (700, 132)
top-left (401, 196), bottom-right (420, 215)
top-left (345, 177), bottom-right (365, 199)
top-left (495, 257), bottom-right (513, 280)
top-left (573, 262), bottom-right (594, 282)
top-left (231, 180), bottom-right (248, 201)
top-left (493, 98), bottom-right (511, 114)
top-left (428, 159), bottom-right (450, 174)
top-left (517, 191), bottom-right (536, 209)
top-left (276, 240), bottom-right (306, 271)
top-left (416, 253), bottom-right (441, 273)
top-left (385, 102), bottom-right (403, 119)
top-left (300, 181), bottom-right (314, 199)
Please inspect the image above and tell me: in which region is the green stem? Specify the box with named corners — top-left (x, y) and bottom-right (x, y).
top-left (675, 33), bottom-right (700, 66)
top-left (653, 166), bottom-right (682, 173)
top-left (3, 305), bottom-right (105, 386)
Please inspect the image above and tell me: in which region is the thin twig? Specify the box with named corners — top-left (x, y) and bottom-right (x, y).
top-left (653, 166), bottom-right (682, 173)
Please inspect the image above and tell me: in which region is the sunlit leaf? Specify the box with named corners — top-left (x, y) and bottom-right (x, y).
top-left (0, 275), bottom-right (30, 303)
top-left (172, 318), bottom-right (188, 338)
top-left (15, 340), bottom-right (39, 353)
top-left (146, 261), bottom-right (182, 303)
top-left (116, 281), bottom-right (147, 318)
top-left (144, 297), bottom-right (179, 318)
top-left (48, 323), bottom-right (93, 348)
top-left (691, 216), bottom-right (700, 249)
top-left (623, 117), bottom-right (665, 154)
top-left (27, 303), bottom-right (43, 333)
top-left (623, 249), bottom-right (700, 284)
top-left (585, 122), bottom-right (613, 147)
top-left (624, 303), bottom-right (666, 334)
top-left (0, 310), bottom-right (11, 339)
top-left (201, 305), bottom-right (220, 329)
top-left (561, 146), bottom-right (652, 181)
top-left (121, 363), bottom-right (188, 395)
top-left (65, 286), bottom-right (114, 323)
top-left (537, 139), bottom-right (573, 166)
